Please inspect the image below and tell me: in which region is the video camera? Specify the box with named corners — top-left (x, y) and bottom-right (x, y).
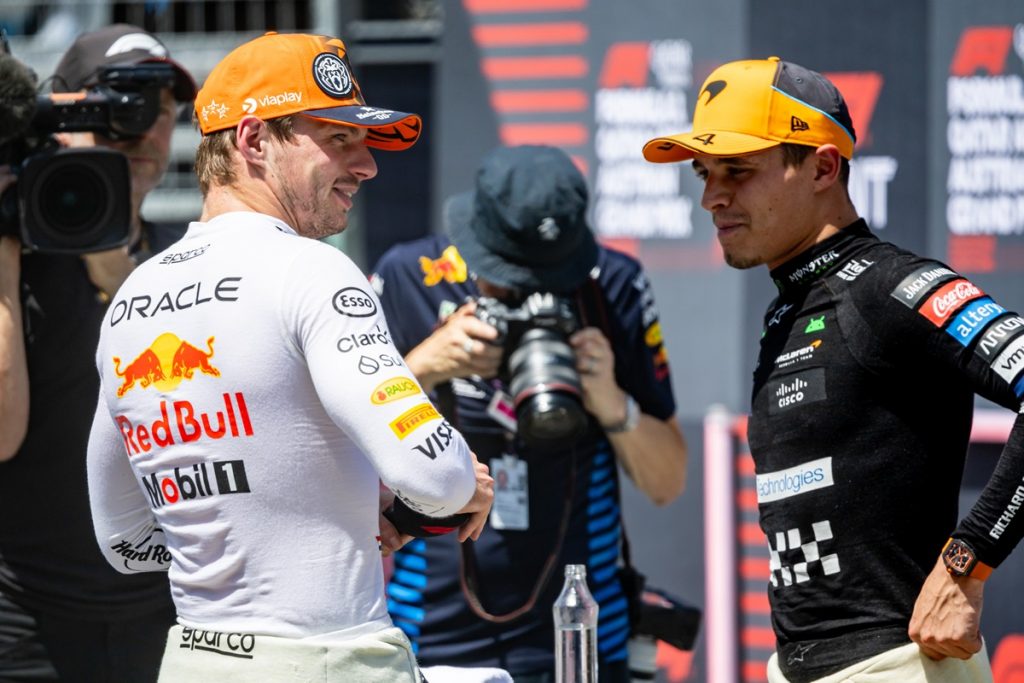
top-left (475, 291), bottom-right (588, 447)
top-left (0, 45), bottom-right (175, 254)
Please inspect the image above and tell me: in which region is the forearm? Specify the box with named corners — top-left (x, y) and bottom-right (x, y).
top-left (0, 239), bottom-right (28, 460)
top-left (608, 413), bottom-right (687, 506)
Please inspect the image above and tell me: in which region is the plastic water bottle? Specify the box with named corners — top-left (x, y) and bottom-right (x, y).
top-left (553, 564), bottom-right (598, 683)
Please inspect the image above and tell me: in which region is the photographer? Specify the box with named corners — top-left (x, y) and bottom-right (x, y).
top-left (371, 144), bottom-right (688, 682)
top-left (0, 25), bottom-right (195, 681)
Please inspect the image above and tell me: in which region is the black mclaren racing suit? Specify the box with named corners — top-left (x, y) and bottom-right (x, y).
top-left (749, 219), bottom-right (1024, 682)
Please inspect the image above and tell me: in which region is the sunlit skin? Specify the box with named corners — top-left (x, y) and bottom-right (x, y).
top-left (265, 116), bottom-right (378, 239)
top-left (692, 145), bottom-right (854, 271)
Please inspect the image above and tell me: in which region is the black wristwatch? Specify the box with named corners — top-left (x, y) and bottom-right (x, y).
top-left (941, 538), bottom-right (993, 581)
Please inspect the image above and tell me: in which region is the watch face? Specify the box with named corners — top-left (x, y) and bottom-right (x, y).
top-left (943, 540), bottom-right (976, 576)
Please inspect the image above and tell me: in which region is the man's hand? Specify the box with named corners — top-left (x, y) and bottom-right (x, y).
top-left (454, 451), bottom-right (494, 543)
top-left (82, 247), bottom-right (136, 300)
top-left (909, 558), bottom-right (985, 660)
top-left (378, 488), bottom-right (413, 557)
top-left (570, 327), bottom-right (625, 427)
top-left (404, 302), bottom-right (502, 392)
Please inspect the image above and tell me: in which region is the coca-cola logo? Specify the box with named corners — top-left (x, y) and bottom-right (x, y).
top-left (931, 281), bottom-right (980, 318)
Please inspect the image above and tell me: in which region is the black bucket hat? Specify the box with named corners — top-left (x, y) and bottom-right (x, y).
top-left (445, 145), bottom-right (599, 293)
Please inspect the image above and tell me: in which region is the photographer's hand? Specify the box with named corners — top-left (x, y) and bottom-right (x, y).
top-left (571, 327), bottom-right (687, 506)
top-left (404, 302), bottom-right (502, 392)
top-left (82, 247), bottom-right (136, 301)
top-left (0, 175), bottom-right (29, 459)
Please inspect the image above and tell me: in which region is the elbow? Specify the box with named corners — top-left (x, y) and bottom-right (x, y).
top-left (649, 470), bottom-right (686, 507)
top-left (0, 424), bottom-right (27, 462)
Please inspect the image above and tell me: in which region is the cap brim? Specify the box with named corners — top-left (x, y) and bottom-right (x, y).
top-left (305, 105), bottom-right (422, 151)
top-left (148, 58), bottom-right (197, 103)
top-left (643, 131), bottom-right (780, 163)
top-left (444, 192), bottom-right (598, 293)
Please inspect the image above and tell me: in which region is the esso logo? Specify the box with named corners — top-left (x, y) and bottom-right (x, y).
top-left (332, 287), bottom-right (377, 317)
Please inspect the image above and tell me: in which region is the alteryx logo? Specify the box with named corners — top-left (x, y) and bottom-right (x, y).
top-left (756, 457), bottom-right (834, 504)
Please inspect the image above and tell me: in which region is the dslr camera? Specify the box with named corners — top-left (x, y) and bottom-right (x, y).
top-left (0, 49), bottom-right (175, 254)
top-left (474, 291), bottom-right (588, 447)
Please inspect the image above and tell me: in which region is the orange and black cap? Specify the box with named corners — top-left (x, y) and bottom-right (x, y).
top-left (643, 57), bottom-right (856, 163)
top-left (195, 32), bottom-right (421, 151)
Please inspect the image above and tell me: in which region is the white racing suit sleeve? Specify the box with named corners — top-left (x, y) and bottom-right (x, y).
top-left (87, 385), bottom-right (172, 574)
top-left (288, 242), bottom-right (477, 518)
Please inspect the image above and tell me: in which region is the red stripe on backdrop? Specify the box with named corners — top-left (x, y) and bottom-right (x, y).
top-left (744, 659), bottom-right (769, 683)
top-left (482, 56), bottom-right (588, 79)
top-left (741, 591), bottom-right (770, 614)
top-left (465, 0), bottom-right (588, 11)
top-left (736, 488), bottom-right (759, 511)
top-left (736, 454), bottom-right (756, 477)
top-left (742, 626), bottom-right (777, 649)
top-left (739, 522), bottom-right (766, 545)
top-left (740, 557), bottom-right (770, 580)
top-left (491, 89), bottom-right (588, 112)
top-left (473, 22), bottom-right (588, 47)
top-left (499, 123), bottom-right (588, 146)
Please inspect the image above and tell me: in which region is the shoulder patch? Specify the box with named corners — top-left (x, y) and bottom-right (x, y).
top-left (889, 264), bottom-right (958, 309)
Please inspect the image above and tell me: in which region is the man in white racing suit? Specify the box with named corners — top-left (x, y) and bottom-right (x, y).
top-left (86, 32), bottom-right (493, 683)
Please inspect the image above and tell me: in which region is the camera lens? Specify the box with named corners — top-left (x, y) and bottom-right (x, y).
top-left (38, 165), bottom-right (108, 235)
top-left (509, 328), bottom-right (588, 446)
top-left (19, 147), bottom-right (132, 253)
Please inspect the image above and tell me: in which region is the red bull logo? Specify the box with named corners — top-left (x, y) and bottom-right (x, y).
top-left (419, 246), bottom-right (468, 286)
top-left (114, 333), bottom-right (220, 398)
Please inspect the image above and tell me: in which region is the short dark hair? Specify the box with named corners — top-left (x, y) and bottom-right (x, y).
top-left (780, 143), bottom-right (851, 187)
top-left (194, 116), bottom-right (297, 196)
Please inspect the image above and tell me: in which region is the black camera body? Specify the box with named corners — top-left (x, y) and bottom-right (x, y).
top-left (0, 59), bottom-right (175, 254)
top-left (475, 292), bottom-right (588, 447)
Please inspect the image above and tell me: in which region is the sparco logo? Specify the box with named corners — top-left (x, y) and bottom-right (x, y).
top-left (788, 250), bottom-right (840, 283)
top-left (141, 459), bottom-right (251, 508)
top-left (332, 287), bottom-right (377, 317)
top-left (180, 626), bottom-right (256, 659)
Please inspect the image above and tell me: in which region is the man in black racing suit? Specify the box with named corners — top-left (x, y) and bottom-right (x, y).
top-left (643, 56), bottom-right (1022, 683)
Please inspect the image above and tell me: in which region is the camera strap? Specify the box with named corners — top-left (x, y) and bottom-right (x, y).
top-left (574, 275), bottom-right (612, 338)
top-left (458, 448), bottom-right (576, 624)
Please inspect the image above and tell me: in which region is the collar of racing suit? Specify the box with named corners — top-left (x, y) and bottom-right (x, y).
top-left (770, 219), bottom-right (874, 294)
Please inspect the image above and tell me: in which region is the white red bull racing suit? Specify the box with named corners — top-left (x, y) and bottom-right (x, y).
top-left (86, 212), bottom-right (477, 677)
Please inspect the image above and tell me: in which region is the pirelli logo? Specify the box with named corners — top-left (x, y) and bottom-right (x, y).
top-left (389, 403), bottom-right (440, 440)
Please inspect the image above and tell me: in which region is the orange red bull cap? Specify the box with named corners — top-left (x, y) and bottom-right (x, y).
top-left (643, 56), bottom-right (856, 163)
top-left (195, 32), bottom-right (422, 151)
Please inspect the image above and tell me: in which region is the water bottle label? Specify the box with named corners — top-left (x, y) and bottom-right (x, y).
top-left (490, 454), bottom-right (529, 530)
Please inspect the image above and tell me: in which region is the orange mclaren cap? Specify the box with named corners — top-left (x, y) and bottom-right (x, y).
top-left (643, 56), bottom-right (856, 163)
top-left (195, 32), bottom-right (421, 151)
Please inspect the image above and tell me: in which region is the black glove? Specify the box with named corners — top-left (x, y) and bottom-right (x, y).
top-left (383, 498), bottom-right (469, 538)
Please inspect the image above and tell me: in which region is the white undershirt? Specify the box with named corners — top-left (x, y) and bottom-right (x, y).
top-left (87, 212), bottom-right (475, 639)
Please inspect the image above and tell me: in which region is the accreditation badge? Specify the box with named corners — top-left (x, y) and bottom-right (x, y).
top-left (489, 454), bottom-right (529, 530)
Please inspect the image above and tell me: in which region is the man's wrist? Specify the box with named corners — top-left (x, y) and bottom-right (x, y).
top-left (941, 537), bottom-right (993, 581)
top-left (602, 393), bottom-right (639, 434)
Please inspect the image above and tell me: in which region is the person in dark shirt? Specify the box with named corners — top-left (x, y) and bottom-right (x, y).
top-left (0, 25), bottom-right (196, 682)
top-left (644, 56), bottom-right (1023, 683)
top-left (372, 144), bottom-right (688, 682)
